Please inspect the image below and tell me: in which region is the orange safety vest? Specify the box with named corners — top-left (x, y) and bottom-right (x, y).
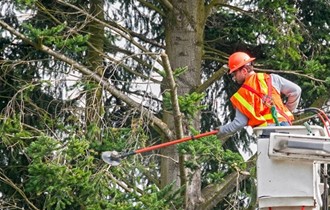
top-left (230, 73), bottom-right (294, 127)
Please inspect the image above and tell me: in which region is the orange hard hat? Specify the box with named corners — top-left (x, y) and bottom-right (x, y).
top-left (228, 52), bottom-right (255, 74)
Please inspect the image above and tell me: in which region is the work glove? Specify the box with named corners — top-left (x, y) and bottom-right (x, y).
top-left (216, 127), bottom-right (233, 141)
top-left (216, 128), bottom-right (223, 139)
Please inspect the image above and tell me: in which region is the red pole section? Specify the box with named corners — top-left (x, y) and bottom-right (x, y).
top-left (135, 130), bottom-right (219, 154)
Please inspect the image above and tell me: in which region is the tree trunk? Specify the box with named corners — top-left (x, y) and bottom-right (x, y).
top-left (85, 0), bottom-right (104, 130)
top-left (162, 0), bottom-right (206, 209)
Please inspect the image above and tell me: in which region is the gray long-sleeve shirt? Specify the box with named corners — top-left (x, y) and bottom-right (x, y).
top-left (219, 73), bottom-right (301, 135)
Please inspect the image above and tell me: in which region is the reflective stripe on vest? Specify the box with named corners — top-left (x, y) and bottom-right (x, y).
top-left (230, 73), bottom-right (294, 127)
top-left (258, 73), bottom-right (268, 92)
top-left (232, 92), bottom-right (267, 122)
top-left (232, 92), bottom-right (286, 124)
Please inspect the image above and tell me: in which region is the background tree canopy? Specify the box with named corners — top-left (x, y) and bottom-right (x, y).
top-left (0, 0), bottom-right (329, 209)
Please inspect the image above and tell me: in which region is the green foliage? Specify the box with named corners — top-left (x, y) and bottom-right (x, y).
top-left (178, 133), bottom-right (245, 183)
top-left (163, 92), bottom-right (171, 110)
top-left (178, 92), bottom-right (207, 118)
top-left (301, 60), bottom-right (328, 100)
top-left (27, 136), bottom-right (58, 160)
top-left (90, 126), bottom-right (137, 153)
top-left (0, 116), bottom-right (33, 207)
top-left (0, 116), bottom-right (112, 210)
top-left (107, 183), bottom-right (183, 210)
top-left (303, 60), bottom-right (327, 79)
top-left (325, 77), bottom-right (330, 86)
top-left (159, 66), bottom-right (189, 78)
top-left (164, 92), bottom-right (207, 120)
top-left (23, 23), bottom-right (89, 52)
top-left (23, 23), bottom-right (65, 40)
top-left (24, 134), bottom-right (112, 210)
top-left (1, 0), bottom-right (330, 209)
top-left (15, 0), bottom-right (37, 7)
top-left (173, 66), bottom-right (188, 77)
top-left (137, 184), bottom-right (183, 210)
top-left (0, 115), bottom-right (36, 148)
top-left (255, 1), bottom-right (305, 69)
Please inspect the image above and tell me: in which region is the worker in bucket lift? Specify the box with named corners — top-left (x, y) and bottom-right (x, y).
top-left (217, 52), bottom-right (302, 139)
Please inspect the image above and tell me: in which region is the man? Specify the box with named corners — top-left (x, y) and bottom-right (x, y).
top-left (217, 52), bottom-right (301, 138)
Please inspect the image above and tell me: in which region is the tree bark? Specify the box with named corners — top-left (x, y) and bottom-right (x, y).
top-left (85, 0), bottom-right (105, 130)
top-left (162, 0), bottom-right (207, 209)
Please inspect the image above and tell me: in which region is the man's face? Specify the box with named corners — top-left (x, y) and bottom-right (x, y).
top-left (231, 68), bottom-right (246, 84)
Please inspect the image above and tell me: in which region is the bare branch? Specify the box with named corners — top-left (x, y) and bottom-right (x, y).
top-left (205, 1), bottom-right (258, 21)
top-left (105, 18), bottom-right (164, 49)
top-left (195, 64), bottom-right (326, 96)
top-left (205, 0), bottom-right (227, 17)
top-left (194, 65), bottom-right (227, 94)
top-left (197, 152), bottom-right (254, 210)
top-left (56, 0), bottom-right (163, 66)
top-left (0, 169), bottom-right (39, 210)
top-left (161, 52), bottom-right (184, 139)
top-left (198, 171), bottom-right (249, 210)
top-left (0, 19), bottom-right (174, 140)
top-left (137, 0), bottom-right (166, 17)
top-left (154, 0), bottom-right (173, 11)
top-left (35, 1), bottom-right (163, 82)
top-left (103, 45), bottom-right (163, 81)
top-left (254, 67), bottom-right (326, 83)
top-left (105, 170), bottom-right (145, 194)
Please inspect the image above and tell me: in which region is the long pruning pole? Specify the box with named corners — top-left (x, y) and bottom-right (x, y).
top-left (101, 130), bottom-right (218, 166)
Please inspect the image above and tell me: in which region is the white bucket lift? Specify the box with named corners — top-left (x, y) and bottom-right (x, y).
top-left (253, 125), bottom-right (330, 210)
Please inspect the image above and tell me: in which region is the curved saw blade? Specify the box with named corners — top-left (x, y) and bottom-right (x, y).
top-left (101, 151), bottom-right (121, 166)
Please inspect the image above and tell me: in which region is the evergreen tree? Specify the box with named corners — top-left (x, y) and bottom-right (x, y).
top-left (0, 0), bottom-right (329, 209)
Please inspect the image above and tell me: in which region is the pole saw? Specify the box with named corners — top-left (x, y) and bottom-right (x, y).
top-left (101, 130), bottom-right (218, 166)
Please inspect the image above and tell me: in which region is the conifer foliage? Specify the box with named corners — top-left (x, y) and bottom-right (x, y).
top-left (0, 0), bottom-right (329, 209)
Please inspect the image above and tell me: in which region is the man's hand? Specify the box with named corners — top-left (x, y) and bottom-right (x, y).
top-left (216, 129), bottom-right (223, 139)
top-left (216, 128), bottom-right (233, 141)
